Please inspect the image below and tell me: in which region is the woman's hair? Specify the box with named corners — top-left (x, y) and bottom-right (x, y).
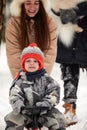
top-left (20, 0), bottom-right (50, 52)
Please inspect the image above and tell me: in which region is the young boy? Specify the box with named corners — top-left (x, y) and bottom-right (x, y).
top-left (4, 43), bottom-right (66, 130)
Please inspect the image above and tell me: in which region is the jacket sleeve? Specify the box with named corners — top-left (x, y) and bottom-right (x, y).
top-left (36, 76), bottom-right (60, 109)
top-left (9, 83), bottom-right (25, 115)
top-left (44, 76), bottom-right (60, 106)
top-left (5, 17), bottom-right (22, 78)
top-left (44, 16), bottom-right (58, 75)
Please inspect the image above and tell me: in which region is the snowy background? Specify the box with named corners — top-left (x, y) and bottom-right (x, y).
top-left (0, 42), bottom-right (87, 130)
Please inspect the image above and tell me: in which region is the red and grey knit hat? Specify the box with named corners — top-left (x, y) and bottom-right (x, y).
top-left (21, 43), bottom-right (44, 71)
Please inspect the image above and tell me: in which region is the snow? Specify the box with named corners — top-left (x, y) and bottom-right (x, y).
top-left (0, 43), bottom-right (87, 130)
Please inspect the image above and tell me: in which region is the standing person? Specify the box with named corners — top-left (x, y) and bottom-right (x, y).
top-left (4, 43), bottom-right (66, 130)
top-left (54, 1), bottom-right (87, 127)
top-left (5, 0), bottom-right (58, 78)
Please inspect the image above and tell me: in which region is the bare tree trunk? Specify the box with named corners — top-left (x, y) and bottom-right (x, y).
top-left (0, 0), bottom-right (6, 44)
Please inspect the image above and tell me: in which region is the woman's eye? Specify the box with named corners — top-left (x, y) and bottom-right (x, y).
top-left (25, 2), bottom-right (30, 5)
top-left (35, 2), bottom-right (39, 5)
top-left (25, 2), bottom-right (39, 6)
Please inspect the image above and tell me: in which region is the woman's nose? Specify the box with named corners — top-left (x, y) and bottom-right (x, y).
top-left (30, 4), bottom-right (35, 10)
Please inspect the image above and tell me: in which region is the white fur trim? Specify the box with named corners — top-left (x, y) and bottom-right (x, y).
top-left (58, 19), bottom-right (75, 47)
top-left (10, 0), bottom-right (51, 17)
top-left (10, 0), bottom-right (24, 17)
top-left (42, 0), bottom-right (52, 12)
top-left (50, 0), bottom-right (87, 11)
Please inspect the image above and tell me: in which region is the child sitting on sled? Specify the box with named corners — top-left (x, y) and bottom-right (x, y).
top-left (4, 43), bottom-right (66, 130)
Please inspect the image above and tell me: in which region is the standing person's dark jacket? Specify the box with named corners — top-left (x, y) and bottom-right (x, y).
top-left (56, 2), bottom-right (87, 68)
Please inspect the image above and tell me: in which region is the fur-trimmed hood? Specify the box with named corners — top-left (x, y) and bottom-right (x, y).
top-left (10, 0), bottom-right (51, 17)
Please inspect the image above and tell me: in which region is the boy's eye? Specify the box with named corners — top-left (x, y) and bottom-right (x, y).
top-left (33, 59), bottom-right (38, 62)
top-left (26, 59), bottom-right (38, 63)
top-left (33, 60), bottom-right (38, 62)
top-left (26, 60), bottom-right (30, 62)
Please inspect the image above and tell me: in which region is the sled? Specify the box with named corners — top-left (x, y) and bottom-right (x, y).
top-left (21, 106), bottom-right (49, 130)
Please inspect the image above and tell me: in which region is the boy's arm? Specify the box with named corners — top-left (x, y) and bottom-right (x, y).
top-left (36, 77), bottom-right (60, 109)
top-left (9, 85), bottom-right (25, 115)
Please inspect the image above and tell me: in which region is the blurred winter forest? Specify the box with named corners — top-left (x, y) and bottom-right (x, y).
top-left (0, 0), bottom-right (12, 45)
top-left (0, 1), bottom-right (87, 130)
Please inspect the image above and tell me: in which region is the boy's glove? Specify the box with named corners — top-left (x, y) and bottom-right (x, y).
top-left (21, 106), bottom-right (30, 116)
top-left (36, 101), bottom-right (49, 107)
top-left (60, 8), bottom-right (77, 24)
top-left (12, 100), bottom-right (24, 115)
top-left (36, 101), bottom-right (50, 115)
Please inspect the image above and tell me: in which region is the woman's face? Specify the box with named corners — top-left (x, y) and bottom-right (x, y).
top-left (24, 0), bottom-right (40, 18)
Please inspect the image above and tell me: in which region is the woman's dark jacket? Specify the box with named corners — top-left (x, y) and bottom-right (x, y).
top-left (56, 2), bottom-right (87, 67)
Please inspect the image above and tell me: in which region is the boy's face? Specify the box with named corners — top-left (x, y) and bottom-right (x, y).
top-left (24, 0), bottom-right (40, 18)
top-left (24, 58), bottom-right (39, 72)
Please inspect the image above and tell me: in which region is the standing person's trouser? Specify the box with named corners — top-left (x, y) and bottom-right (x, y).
top-left (60, 63), bottom-right (80, 104)
top-left (4, 108), bottom-right (66, 130)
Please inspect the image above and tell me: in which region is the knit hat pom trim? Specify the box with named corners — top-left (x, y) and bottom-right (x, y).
top-left (10, 0), bottom-right (24, 17)
top-left (29, 43), bottom-right (38, 47)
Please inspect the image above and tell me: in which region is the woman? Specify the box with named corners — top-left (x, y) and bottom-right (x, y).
top-left (6, 0), bottom-right (58, 78)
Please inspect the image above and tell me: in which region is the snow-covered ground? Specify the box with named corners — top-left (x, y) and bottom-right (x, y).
top-left (0, 43), bottom-right (87, 130)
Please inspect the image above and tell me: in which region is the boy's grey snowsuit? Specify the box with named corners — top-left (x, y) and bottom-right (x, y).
top-left (4, 70), bottom-right (66, 130)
